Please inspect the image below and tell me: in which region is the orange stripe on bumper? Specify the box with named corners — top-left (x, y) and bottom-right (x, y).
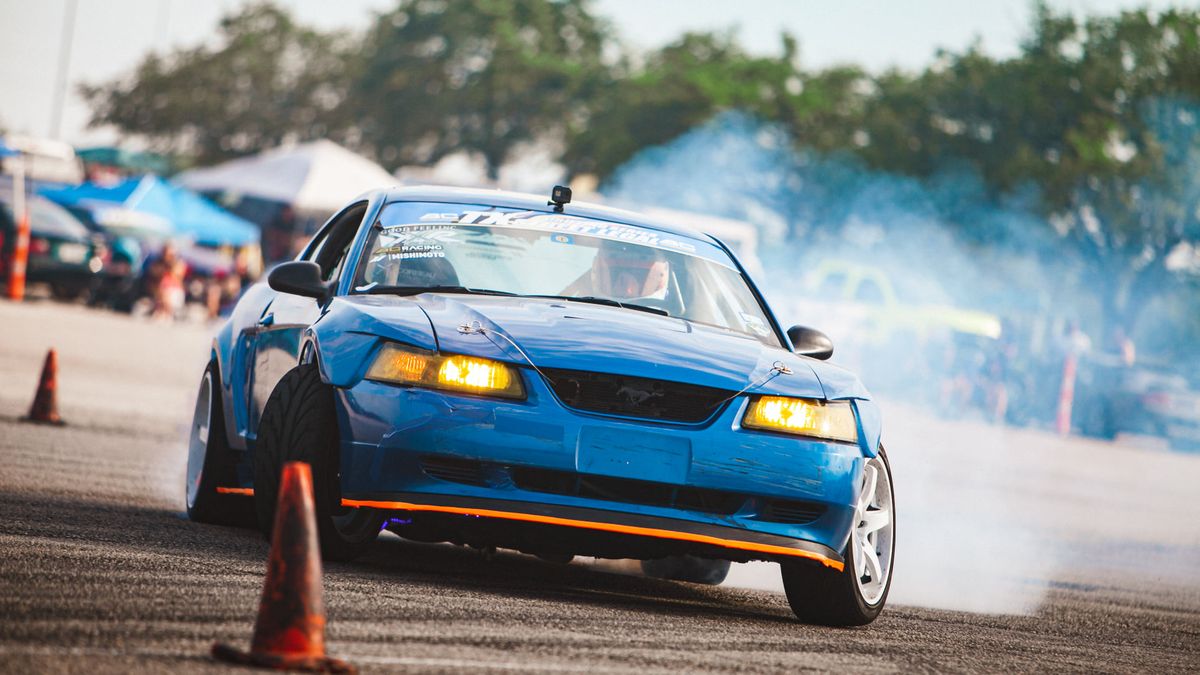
top-left (216, 487), bottom-right (254, 496)
top-left (342, 497), bottom-right (843, 571)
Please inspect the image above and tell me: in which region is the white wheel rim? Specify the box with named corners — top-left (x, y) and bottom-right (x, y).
top-left (185, 371), bottom-right (212, 509)
top-left (852, 455), bottom-right (894, 605)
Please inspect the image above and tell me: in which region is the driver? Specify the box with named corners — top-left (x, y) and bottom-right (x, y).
top-left (562, 238), bottom-right (670, 300)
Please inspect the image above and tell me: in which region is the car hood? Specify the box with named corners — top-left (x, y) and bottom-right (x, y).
top-left (350, 293), bottom-right (869, 400)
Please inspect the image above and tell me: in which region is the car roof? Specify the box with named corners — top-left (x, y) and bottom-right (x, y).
top-left (379, 185), bottom-right (721, 245)
top-left (0, 188), bottom-right (91, 239)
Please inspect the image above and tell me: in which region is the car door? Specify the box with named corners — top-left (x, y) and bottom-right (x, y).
top-left (246, 202), bottom-right (368, 439)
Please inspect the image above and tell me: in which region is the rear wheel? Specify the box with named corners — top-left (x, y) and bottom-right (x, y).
top-left (185, 363), bottom-right (248, 525)
top-left (254, 363), bottom-right (381, 561)
top-left (781, 448), bottom-right (895, 625)
top-left (641, 555), bottom-right (731, 585)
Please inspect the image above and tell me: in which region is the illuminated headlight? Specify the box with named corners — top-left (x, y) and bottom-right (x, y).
top-left (365, 343), bottom-right (525, 399)
top-left (742, 396), bottom-right (858, 443)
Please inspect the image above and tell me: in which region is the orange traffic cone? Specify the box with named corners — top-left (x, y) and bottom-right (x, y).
top-left (211, 462), bottom-right (355, 673)
top-left (22, 349), bottom-right (64, 425)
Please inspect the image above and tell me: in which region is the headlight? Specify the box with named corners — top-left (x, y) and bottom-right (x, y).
top-left (742, 396), bottom-right (858, 443)
top-left (365, 343), bottom-right (525, 399)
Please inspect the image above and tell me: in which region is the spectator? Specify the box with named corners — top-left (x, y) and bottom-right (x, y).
top-left (1058, 319), bottom-right (1092, 358)
top-left (1110, 327), bottom-right (1136, 367)
top-left (147, 242), bottom-right (186, 320)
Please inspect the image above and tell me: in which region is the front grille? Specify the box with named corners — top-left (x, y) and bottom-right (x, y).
top-left (540, 368), bottom-right (731, 423)
top-left (420, 456), bottom-right (490, 486)
top-left (511, 467), bottom-right (744, 516)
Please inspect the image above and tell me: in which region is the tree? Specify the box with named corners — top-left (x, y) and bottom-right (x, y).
top-left (833, 4), bottom-right (1200, 333)
top-left (565, 32), bottom-right (787, 179)
top-left (81, 3), bottom-right (352, 166)
top-left (564, 31), bottom-right (867, 181)
top-left (351, 0), bottom-right (611, 178)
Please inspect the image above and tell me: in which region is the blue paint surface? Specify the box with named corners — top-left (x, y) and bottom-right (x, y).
top-left (209, 186), bottom-right (882, 560)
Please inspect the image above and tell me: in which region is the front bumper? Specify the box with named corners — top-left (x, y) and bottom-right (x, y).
top-left (346, 492), bottom-right (844, 569)
top-left (335, 375), bottom-right (864, 565)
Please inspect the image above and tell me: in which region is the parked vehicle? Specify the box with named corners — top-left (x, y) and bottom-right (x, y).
top-left (0, 185), bottom-right (103, 299)
top-left (1075, 359), bottom-right (1200, 452)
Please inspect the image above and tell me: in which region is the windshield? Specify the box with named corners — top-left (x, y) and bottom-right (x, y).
top-left (353, 203), bottom-right (781, 347)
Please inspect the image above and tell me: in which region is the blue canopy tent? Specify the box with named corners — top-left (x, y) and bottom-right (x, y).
top-left (39, 176), bottom-right (259, 247)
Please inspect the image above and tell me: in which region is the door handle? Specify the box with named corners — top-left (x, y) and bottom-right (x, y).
top-left (258, 312), bottom-right (275, 327)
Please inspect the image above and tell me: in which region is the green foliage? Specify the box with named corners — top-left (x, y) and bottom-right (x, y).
top-left (565, 32), bottom-right (789, 177)
top-left (853, 5), bottom-right (1200, 210)
top-left (81, 3), bottom-right (353, 166)
top-left (350, 0), bottom-right (611, 177)
top-left (82, 0), bottom-right (1200, 336)
top-left (562, 32), bottom-right (867, 179)
top-left (824, 4), bottom-right (1200, 330)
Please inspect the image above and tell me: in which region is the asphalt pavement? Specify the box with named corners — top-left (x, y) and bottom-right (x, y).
top-left (1, 299), bottom-right (1198, 673)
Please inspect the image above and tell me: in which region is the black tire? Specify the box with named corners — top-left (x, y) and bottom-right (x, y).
top-left (254, 363), bottom-right (382, 561)
top-left (641, 555), bottom-right (731, 585)
top-left (781, 447), bottom-right (895, 626)
top-left (185, 362), bottom-right (250, 525)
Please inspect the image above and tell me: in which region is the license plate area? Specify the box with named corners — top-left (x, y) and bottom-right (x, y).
top-left (576, 426), bottom-right (691, 484)
top-left (55, 243), bottom-right (87, 263)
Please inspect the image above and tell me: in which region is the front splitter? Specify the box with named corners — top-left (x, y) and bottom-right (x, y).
top-left (342, 492), bottom-right (844, 570)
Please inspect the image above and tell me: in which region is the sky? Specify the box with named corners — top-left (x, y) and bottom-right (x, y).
top-left (0, 0), bottom-right (1192, 147)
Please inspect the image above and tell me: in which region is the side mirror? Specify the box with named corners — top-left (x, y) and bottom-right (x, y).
top-left (787, 325), bottom-right (834, 360)
top-left (268, 261), bottom-right (332, 301)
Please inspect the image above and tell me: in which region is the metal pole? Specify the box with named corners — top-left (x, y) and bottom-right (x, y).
top-left (154, 0), bottom-right (172, 49)
top-left (49, 0), bottom-right (79, 140)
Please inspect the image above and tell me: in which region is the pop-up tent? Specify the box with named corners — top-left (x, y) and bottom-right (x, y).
top-left (40, 176), bottom-right (259, 247)
top-left (76, 146), bottom-right (172, 176)
top-left (176, 139), bottom-right (394, 215)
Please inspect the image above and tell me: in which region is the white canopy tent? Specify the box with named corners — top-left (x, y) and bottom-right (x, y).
top-left (177, 140), bottom-right (395, 215)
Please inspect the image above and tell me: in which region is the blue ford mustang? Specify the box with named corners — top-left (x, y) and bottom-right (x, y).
top-left (185, 185), bottom-right (895, 625)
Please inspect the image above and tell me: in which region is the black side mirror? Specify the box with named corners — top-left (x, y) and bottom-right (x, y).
top-left (268, 261), bottom-right (332, 301)
top-left (787, 325), bottom-right (834, 360)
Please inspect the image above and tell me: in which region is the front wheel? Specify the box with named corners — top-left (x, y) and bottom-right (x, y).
top-left (781, 448), bottom-right (895, 626)
top-left (185, 362), bottom-right (248, 525)
top-left (254, 363), bottom-right (382, 561)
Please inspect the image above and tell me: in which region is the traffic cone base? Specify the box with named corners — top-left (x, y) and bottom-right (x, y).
top-left (211, 461), bottom-right (356, 674)
top-left (22, 349), bottom-right (64, 426)
top-left (210, 642), bottom-right (354, 673)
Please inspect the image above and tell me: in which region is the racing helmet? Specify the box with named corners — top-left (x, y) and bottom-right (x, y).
top-left (594, 238), bottom-right (669, 300)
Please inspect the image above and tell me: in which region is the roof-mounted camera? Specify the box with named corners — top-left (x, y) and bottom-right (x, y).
top-left (548, 185), bottom-right (571, 213)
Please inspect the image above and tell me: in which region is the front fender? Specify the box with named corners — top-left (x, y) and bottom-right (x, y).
top-left (307, 296), bottom-right (437, 388)
top-left (852, 398), bottom-right (882, 458)
top-left (211, 320), bottom-right (246, 451)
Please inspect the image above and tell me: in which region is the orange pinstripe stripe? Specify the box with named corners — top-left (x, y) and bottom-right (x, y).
top-left (216, 487), bottom-right (255, 496)
top-left (342, 497), bottom-right (843, 570)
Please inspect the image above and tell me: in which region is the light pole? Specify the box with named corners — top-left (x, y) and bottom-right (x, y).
top-left (49, 0), bottom-right (79, 140)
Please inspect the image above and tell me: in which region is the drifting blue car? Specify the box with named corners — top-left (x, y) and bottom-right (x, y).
top-left (185, 186), bottom-right (895, 625)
